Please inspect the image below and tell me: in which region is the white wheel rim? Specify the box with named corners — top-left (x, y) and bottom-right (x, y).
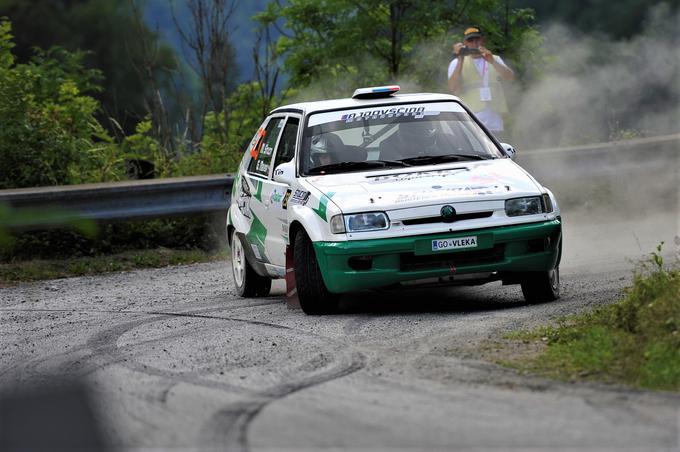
top-left (550, 268), bottom-right (559, 291)
top-left (232, 236), bottom-right (246, 287)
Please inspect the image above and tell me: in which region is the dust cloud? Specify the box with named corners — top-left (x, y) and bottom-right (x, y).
top-left (511, 3), bottom-right (679, 148)
top-left (507, 4), bottom-right (679, 270)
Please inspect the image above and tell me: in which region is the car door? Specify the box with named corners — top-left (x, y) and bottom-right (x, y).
top-left (243, 114), bottom-right (301, 269)
top-left (263, 115), bottom-right (300, 268)
top-left (244, 115), bottom-right (286, 266)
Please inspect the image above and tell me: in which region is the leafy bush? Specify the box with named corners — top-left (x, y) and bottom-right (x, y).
top-left (523, 244), bottom-right (680, 390)
top-left (0, 19), bottom-right (125, 189)
top-left (1, 215), bottom-right (225, 262)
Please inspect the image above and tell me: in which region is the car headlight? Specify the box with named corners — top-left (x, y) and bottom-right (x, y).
top-left (505, 195), bottom-right (553, 217)
top-left (330, 214), bottom-right (346, 233)
top-left (330, 212), bottom-right (390, 233)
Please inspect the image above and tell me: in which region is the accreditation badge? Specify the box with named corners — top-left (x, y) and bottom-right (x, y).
top-left (479, 87), bottom-right (492, 102)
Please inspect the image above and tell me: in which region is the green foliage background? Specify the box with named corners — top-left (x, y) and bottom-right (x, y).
top-left (514, 0), bottom-right (679, 39)
top-left (0, 20), bottom-right (110, 188)
top-left (0, 0), bottom-right (178, 133)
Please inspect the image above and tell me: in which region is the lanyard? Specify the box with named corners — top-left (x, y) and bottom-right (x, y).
top-left (481, 60), bottom-right (489, 88)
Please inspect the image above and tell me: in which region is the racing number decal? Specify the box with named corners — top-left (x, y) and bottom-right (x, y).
top-left (250, 127), bottom-right (266, 160)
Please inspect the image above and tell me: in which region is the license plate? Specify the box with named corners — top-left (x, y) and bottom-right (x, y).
top-left (431, 236), bottom-right (477, 251)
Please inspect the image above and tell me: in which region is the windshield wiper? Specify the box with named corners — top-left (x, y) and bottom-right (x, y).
top-left (399, 153), bottom-right (491, 166)
top-left (307, 160), bottom-right (410, 175)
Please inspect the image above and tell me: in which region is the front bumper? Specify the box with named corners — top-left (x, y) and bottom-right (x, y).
top-left (313, 219), bottom-right (562, 293)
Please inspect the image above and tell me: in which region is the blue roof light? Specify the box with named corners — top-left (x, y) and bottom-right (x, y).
top-left (353, 85), bottom-right (401, 99)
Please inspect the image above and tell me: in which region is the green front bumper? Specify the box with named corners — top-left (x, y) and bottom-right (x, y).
top-left (313, 220), bottom-right (562, 293)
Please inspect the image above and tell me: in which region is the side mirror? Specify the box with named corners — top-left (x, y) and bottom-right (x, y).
top-left (273, 160), bottom-right (295, 185)
top-left (500, 142), bottom-right (517, 161)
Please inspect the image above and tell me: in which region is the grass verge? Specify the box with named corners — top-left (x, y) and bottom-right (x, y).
top-left (0, 248), bottom-right (228, 286)
top-left (498, 245), bottom-right (680, 391)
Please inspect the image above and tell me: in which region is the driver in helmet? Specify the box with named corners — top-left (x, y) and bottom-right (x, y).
top-left (379, 120), bottom-right (439, 161)
top-left (310, 132), bottom-right (344, 168)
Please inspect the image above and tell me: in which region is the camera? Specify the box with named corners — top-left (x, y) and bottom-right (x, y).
top-left (458, 46), bottom-right (481, 57)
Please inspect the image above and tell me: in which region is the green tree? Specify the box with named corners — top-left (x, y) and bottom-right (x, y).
top-left (0, 19), bottom-right (124, 188)
top-left (513, 0), bottom-right (679, 39)
top-left (0, 0), bottom-right (178, 134)
top-left (258, 0), bottom-right (537, 97)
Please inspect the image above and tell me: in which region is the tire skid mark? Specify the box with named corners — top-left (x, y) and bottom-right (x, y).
top-left (82, 306), bottom-right (367, 451)
top-left (0, 299), bottom-right (281, 316)
top-left (67, 300), bottom-right (289, 393)
top-left (0, 301), bottom-right (280, 381)
top-left (83, 316), bottom-right (252, 395)
top-left (4, 300), bottom-right (362, 404)
top-left (156, 382), bottom-right (177, 404)
top-left (77, 306), bottom-right (370, 450)
top-left (3, 316), bottom-right (192, 384)
top-left (83, 309), bottom-right (365, 402)
top-left (207, 350), bottom-right (366, 452)
top-left (5, 298), bottom-right (369, 452)
top-left (78, 318), bottom-right (200, 373)
top-left (342, 315), bottom-right (379, 335)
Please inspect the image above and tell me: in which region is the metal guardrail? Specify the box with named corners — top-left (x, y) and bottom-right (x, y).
top-left (518, 133), bottom-right (679, 180)
top-left (0, 175), bottom-right (234, 229)
top-left (0, 133), bottom-right (677, 230)
top-left (523, 133), bottom-right (680, 155)
top-left (518, 133), bottom-right (679, 215)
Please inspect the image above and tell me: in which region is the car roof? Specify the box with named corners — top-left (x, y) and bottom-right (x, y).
top-left (270, 92), bottom-right (462, 116)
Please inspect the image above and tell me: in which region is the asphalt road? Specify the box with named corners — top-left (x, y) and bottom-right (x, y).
top-left (1, 146), bottom-right (679, 451)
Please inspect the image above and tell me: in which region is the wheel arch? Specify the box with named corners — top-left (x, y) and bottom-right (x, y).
top-left (227, 224), bottom-right (235, 248)
top-left (288, 220), bottom-right (306, 253)
top-left (231, 230), bottom-right (270, 278)
top-left (288, 205), bottom-right (328, 242)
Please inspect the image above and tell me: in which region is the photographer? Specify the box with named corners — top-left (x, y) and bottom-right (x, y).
top-left (447, 27), bottom-right (514, 139)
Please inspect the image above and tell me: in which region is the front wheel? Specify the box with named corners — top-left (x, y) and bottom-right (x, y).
top-left (294, 230), bottom-right (338, 315)
top-left (520, 267), bottom-right (560, 304)
top-left (231, 230), bottom-right (271, 297)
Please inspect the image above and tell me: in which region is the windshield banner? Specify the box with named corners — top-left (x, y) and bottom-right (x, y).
top-left (308, 102), bottom-right (466, 127)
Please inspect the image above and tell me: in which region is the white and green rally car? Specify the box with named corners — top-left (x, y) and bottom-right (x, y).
top-left (227, 86), bottom-right (562, 314)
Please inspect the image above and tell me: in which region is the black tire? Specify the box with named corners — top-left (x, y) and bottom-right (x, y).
top-left (230, 230), bottom-right (271, 297)
top-left (294, 230), bottom-right (338, 315)
top-left (520, 267), bottom-right (560, 304)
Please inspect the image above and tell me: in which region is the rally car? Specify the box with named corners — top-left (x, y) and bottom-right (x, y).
top-left (227, 86), bottom-right (562, 314)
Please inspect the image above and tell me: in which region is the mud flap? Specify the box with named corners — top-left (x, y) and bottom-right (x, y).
top-left (285, 244), bottom-right (300, 308)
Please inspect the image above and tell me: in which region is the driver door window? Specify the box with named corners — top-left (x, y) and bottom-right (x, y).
top-left (248, 117), bottom-right (285, 177)
top-left (273, 117), bottom-right (299, 170)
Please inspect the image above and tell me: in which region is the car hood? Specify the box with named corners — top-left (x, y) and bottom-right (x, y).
top-left (303, 159), bottom-right (543, 212)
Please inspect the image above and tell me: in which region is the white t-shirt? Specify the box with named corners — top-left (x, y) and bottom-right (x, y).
top-left (447, 55), bottom-right (509, 132)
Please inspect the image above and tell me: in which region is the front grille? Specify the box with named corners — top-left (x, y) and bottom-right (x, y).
top-left (402, 211), bottom-right (493, 226)
top-left (400, 244), bottom-right (505, 272)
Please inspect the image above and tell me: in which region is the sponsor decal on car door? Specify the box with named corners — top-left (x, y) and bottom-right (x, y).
top-left (261, 116), bottom-right (300, 267)
top-left (245, 115), bottom-right (300, 267)
top-left (245, 116), bottom-right (285, 264)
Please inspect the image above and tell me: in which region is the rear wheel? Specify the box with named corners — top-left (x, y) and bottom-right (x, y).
top-left (520, 267), bottom-right (560, 304)
top-left (294, 230), bottom-right (338, 315)
top-left (231, 230), bottom-right (271, 297)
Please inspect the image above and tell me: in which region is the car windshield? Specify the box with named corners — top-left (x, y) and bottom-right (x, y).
top-left (300, 101), bottom-right (503, 175)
